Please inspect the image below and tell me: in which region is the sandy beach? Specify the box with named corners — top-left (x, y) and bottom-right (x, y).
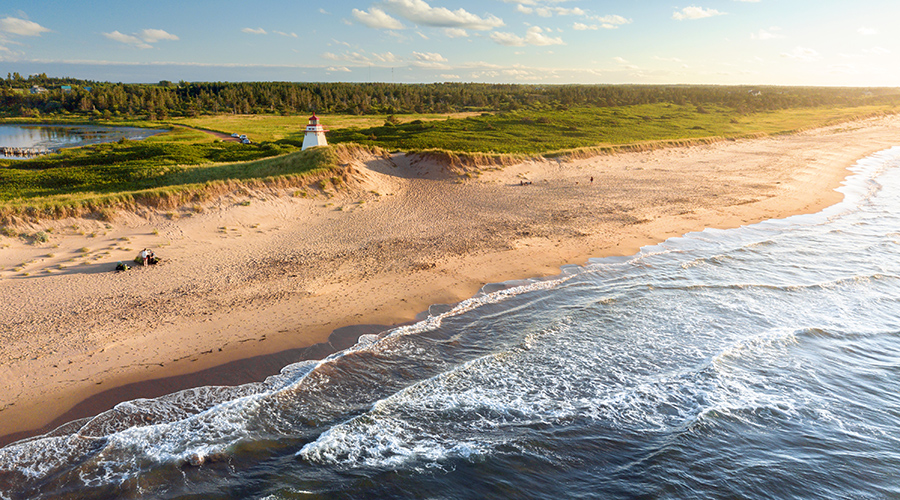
top-left (1, 114), bottom-right (898, 445)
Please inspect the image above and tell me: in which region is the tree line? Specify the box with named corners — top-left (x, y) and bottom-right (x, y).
top-left (2, 73), bottom-right (898, 119)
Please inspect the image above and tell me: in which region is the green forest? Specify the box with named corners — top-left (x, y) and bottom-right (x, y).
top-left (4, 72), bottom-right (899, 119)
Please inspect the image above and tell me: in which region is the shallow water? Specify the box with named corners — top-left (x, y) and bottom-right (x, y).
top-left (1, 148), bottom-right (899, 499)
top-left (0, 124), bottom-right (164, 158)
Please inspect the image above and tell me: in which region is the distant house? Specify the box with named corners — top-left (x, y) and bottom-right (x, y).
top-left (60, 85), bottom-right (72, 92)
top-left (29, 85), bottom-right (48, 94)
top-left (83, 86), bottom-right (92, 92)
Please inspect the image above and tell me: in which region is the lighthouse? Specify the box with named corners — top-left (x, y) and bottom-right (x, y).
top-left (301, 114), bottom-right (328, 150)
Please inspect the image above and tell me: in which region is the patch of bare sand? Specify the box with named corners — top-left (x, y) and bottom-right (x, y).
top-left (1, 115), bottom-right (898, 443)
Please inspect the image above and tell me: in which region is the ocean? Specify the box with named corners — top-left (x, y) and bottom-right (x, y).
top-left (1, 147), bottom-right (899, 499)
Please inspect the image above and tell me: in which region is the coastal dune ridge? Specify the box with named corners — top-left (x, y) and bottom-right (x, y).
top-left (1, 114), bottom-right (899, 445)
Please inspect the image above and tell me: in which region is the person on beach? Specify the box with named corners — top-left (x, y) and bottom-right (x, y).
top-left (140, 248), bottom-right (154, 266)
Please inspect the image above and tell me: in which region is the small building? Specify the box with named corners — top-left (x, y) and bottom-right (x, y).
top-left (29, 85), bottom-right (48, 94)
top-left (301, 114), bottom-right (328, 150)
top-left (60, 85), bottom-right (72, 92)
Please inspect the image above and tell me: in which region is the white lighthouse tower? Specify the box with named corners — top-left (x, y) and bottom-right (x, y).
top-left (301, 113), bottom-right (328, 150)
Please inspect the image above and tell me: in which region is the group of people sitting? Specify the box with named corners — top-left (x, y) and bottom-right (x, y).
top-left (115, 248), bottom-right (160, 272)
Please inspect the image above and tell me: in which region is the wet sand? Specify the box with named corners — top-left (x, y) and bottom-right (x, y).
top-left (1, 115), bottom-right (898, 445)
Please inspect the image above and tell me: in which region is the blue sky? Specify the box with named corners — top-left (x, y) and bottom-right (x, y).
top-left (0, 0), bottom-right (897, 85)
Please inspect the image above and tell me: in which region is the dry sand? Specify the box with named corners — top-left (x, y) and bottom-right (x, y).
top-left (1, 115), bottom-right (898, 444)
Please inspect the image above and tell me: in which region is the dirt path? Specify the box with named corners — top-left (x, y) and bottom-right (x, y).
top-left (175, 124), bottom-right (241, 142)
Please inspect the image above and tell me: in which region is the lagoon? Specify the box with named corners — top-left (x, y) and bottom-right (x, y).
top-left (0, 124), bottom-right (165, 159)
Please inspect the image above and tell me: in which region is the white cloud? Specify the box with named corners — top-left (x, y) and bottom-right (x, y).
top-left (858, 27), bottom-right (878, 36)
top-left (242, 27), bottom-right (267, 35)
top-left (373, 51), bottom-right (400, 62)
top-left (516, 5), bottom-right (534, 14)
top-left (520, 5), bottom-right (586, 17)
top-left (273, 31), bottom-right (299, 38)
top-left (381, 0), bottom-right (504, 30)
top-left (322, 51), bottom-right (368, 64)
top-left (322, 50), bottom-right (400, 65)
top-left (0, 44), bottom-right (15, 61)
top-left (352, 7), bottom-right (405, 29)
top-left (411, 51), bottom-right (450, 69)
top-left (413, 51), bottom-right (447, 62)
top-left (781, 46), bottom-right (821, 61)
top-left (613, 56), bottom-right (638, 69)
top-left (326, 66), bottom-right (351, 72)
top-left (500, 0), bottom-right (572, 5)
top-left (440, 74), bottom-right (460, 79)
top-left (103, 30), bottom-right (153, 49)
top-left (751, 28), bottom-right (783, 40)
top-left (594, 15), bottom-right (630, 27)
top-left (140, 29), bottom-right (178, 42)
top-left (319, 8), bottom-right (331, 15)
top-left (574, 14), bottom-right (631, 30)
top-left (443, 27), bottom-right (469, 38)
top-left (0, 17), bottom-right (51, 37)
top-left (490, 26), bottom-right (564, 46)
top-left (672, 6), bottom-right (725, 20)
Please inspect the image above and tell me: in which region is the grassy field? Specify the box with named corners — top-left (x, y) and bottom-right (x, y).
top-left (168, 112), bottom-right (482, 143)
top-left (0, 102), bottom-right (896, 218)
top-left (327, 103), bottom-right (897, 154)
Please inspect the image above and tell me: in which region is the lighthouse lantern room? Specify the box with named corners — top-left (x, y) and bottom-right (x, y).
top-left (301, 114), bottom-right (328, 150)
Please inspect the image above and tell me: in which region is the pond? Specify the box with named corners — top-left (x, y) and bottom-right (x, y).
top-left (0, 124), bottom-right (167, 159)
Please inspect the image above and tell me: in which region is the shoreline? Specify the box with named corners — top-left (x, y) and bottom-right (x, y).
top-left (1, 115), bottom-right (898, 446)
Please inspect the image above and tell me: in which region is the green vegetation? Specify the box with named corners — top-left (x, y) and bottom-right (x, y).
top-left (328, 103), bottom-right (894, 154)
top-left (0, 128), bottom-right (296, 199)
top-left (0, 130), bottom-right (343, 218)
top-left (2, 75), bottom-right (899, 219)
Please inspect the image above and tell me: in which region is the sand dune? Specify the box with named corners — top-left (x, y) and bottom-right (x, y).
top-left (1, 115), bottom-right (898, 443)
